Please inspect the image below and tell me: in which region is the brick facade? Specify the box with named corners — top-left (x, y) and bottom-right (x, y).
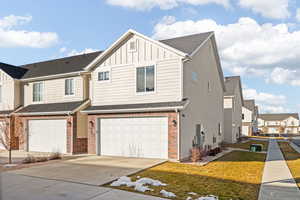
top-left (15, 114), bottom-right (87, 154)
top-left (87, 112), bottom-right (179, 160)
top-left (0, 116), bottom-right (19, 150)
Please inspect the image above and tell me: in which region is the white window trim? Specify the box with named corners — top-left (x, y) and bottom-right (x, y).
top-left (97, 66), bottom-right (111, 83)
top-left (0, 84), bottom-right (2, 103)
top-left (135, 63), bottom-right (157, 95)
top-left (32, 81), bottom-right (44, 104)
top-left (64, 78), bottom-right (75, 97)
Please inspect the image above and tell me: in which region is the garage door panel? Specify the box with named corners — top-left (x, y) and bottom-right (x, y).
top-left (100, 117), bottom-right (168, 159)
top-left (28, 119), bottom-right (67, 153)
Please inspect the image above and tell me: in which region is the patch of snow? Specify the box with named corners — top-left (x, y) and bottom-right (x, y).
top-left (110, 176), bottom-right (132, 187)
top-left (188, 192), bottom-right (198, 196)
top-left (160, 190), bottom-right (176, 198)
top-left (134, 183), bottom-right (153, 192)
top-left (196, 195), bottom-right (218, 200)
top-left (137, 178), bottom-right (167, 186)
top-left (186, 196), bottom-right (193, 200)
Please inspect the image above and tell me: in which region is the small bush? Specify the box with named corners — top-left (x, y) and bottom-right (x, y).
top-left (49, 152), bottom-right (62, 160)
top-left (22, 155), bottom-right (36, 164)
top-left (36, 157), bottom-right (49, 162)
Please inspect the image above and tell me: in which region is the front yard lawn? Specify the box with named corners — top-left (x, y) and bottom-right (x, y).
top-left (109, 151), bottom-right (266, 200)
top-left (279, 142), bottom-right (300, 188)
top-left (223, 140), bottom-right (269, 151)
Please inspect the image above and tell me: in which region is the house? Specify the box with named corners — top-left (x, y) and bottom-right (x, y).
top-left (242, 99), bottom-right (259, 136)
top-left (13, 52), bottom-right (102, 154)
top-left (82, 30), bottom-right (225, 161)
top-left (223, 76), bottom-right (243, 143)
top-left (258, 113), bottom-right (300, 134)
top-left (0, 63), bottom-right (26, 150)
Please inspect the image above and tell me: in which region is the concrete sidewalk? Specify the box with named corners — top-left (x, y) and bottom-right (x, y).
top-left (258, 140), bottom-right (300, 200)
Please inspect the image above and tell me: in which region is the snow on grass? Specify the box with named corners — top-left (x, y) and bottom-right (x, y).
top-left (197, 195), bottom-right (218, 200)
top-left (188, 192), bottom-right (198, 196)
top-left (160, 189), bottom-right (176, 198)
top-left (110, 176), bottom-right (167, 193)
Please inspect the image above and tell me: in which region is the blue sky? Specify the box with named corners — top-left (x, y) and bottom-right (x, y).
top-left (0, 0), bottom-right (299, 114)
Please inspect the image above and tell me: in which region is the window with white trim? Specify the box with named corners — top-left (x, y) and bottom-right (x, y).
top-left (98, 71), bottom-right (110, 81)
top-left (129, 39), bottom-right (137, 52)
top-left (33, 82), bottom-right (43, 102)
top-left (65, 78), bottom-right (74, 95)
top-left (0, 85), bottom-right (2, 103)
top-left (136, 65), bottom-right (155, 93)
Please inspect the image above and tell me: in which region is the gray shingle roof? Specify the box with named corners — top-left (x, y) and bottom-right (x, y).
top-left (83, 100), bottom-right (188, 113)
top-left (16, 101), bottom-right (86, 114)
top-left (20, 51), bottom-right (102, 79)
top-left (0, 110), bottom-right (14, 116)
top-left (224, 76), bottom-right (244, 105)
top-left (244, 99), bottom-right (255, 111)
top-left (160, 32), bottom-right (213, 55)
top-left (259, 113), bottom-right (299, 121)
top-left (0, 63), bottom-right (27, 79)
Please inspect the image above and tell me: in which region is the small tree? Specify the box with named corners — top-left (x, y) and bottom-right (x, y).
top-left (0, 115), bottom-right (13, 164)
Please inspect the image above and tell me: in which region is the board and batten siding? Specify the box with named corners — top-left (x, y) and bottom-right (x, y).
top-left (0, 70), bottom-right (17, 111)
top-left (91, 34), bottom-right (183, 106)
top-left (24, 76), bottom-right (84, 106)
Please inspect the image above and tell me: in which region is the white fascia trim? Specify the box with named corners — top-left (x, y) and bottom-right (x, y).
top-left (84, 29), bottom-right (187, 71)
top-left (190, 32), bottom-right (214, 57)
top-left (81, 106), bottom-right (185, 114)
top-left (15, 111), bottom-right (70, 116)
top-left (20, 71), bottom-right (84, 82)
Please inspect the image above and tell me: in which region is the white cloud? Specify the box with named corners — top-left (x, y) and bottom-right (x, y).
top-left (266, 67), bottom-right (300, 86)
top-left (0, 15), bottom-right (58, 48)
top-left (296, 8), bottom-right (300, 22)
top-left (106, 0), bottom-right (230, 11)
top-left (67, 48), bottom-right (99, 56)
top-left (153, 17), bottom-right (300, 85)
top-left (243, 88), bottom-right (289, 113)
top-left (59, 47), bottom-right (67, 53)
top-left (238, 0), bottom-right (290, 19)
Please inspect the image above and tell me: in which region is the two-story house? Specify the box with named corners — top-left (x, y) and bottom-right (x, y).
top-left (242, 99), bottom-right (258, 136)
top-left (223, 76), bottom-right (243, 143)
top-left (0, 63), bottom-right (26, 150)
top-left (258, 113), bottom-right (299, 134)
top-left (13, 52), bottom-right (101, 154)
top-left (82, 30), bottom-right (225, 161)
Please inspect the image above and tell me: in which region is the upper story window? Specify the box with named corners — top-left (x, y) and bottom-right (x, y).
top-left (98, 71), bottom-right (110, 81)
top-left (136, 65), bottom-right (155, 93)
top-left (128, 39), bottom-right (137, 52)
top-left (242, 114), bottom-right (245, 120)
top-left (0, 85), bottom-right (2, 103)
top-left (65, 78), bottom-right (74, 96)
top-left (33, 82), bottom-right (43, 102)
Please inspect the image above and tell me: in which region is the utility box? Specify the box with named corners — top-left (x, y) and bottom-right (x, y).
top-left (250, 144), bottom-right (263, 152)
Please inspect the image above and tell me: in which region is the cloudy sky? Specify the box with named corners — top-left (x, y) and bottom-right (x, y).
top-left (1, 0), bottom-right (299, 114)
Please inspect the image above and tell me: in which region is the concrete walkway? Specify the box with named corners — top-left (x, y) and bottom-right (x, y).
top-left (258, 139), bottom-right (300, 200)
top-left (1, 172), bottom-right (167, 200)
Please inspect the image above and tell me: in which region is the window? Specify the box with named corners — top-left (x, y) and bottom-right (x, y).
top-left (0, 85), bottom-right (2, 103)
top-left (242, 114), bottom-right (245, 120)
top-left (129, 39), bottom-right (137, 52)
top-left (218, 123), bottom-right (222, 135)
top-left (136, 65), bottom-right (155, 93)
top-left (208, 81), bottom-right (212, 92)
top-left (33, 82), bottom-right (43, 102)
top-left (98, 71), bottom-right (110, 81)
top-left (65, 78), bottom-right (74, 95)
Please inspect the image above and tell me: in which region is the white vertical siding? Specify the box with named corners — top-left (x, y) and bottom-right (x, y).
top-left (91, 34), bottom-right (183, 106)
top-left (0, 70), bottom-right (16, 111)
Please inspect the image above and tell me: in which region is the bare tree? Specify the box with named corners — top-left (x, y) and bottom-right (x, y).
top-left (0, 115), bottom-right (13, 164)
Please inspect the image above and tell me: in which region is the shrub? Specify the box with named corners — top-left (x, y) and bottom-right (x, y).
top-left (22, 155), bottom-right (36, 164)
top-left (49, 152), bottom-right (62, 160)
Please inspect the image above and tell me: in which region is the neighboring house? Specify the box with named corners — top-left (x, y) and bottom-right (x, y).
top-left (242, 99), bottom-right (258, 136)
top-left (258, 113), bottom-right (300, 134)
top-left (13, 52), bottom-right (102, 154)
top-left (223, 76), bottom-right (243, 143)
top-left (0, 63), bottom-right (26, 150)
top-left (82, 30), bottom-right (225, 161)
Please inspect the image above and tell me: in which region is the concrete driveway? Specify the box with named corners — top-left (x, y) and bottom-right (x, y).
top-left (10, 155), bottom-right (165, 185)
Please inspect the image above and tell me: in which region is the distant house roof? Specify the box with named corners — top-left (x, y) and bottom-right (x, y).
top-left (16, 100), bottom-right (87, 115)
top-left (259, 113), bottom-right (299, 121)
top-left (160, 32), bottom-right (213, 55)
top-left (0, 63), bottom-right (27, 79)
top-left (244, 100), bottom-right (255, 111)
top-left (20, 51), bottom-right (102, 79)
top-left (224, 76), bottom-right (244, 105)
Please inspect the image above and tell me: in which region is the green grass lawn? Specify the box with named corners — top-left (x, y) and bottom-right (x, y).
top-left (109, 151), bottom-right (266, 200)
top-left (279, 142), bottom-right (300, 188)
top-left (222, 140), bottom-right (269, 151)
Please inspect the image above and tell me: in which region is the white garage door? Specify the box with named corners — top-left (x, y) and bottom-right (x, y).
top-left (0, 120), bottom-right (6, 150)
top-left (99, 117), bottom-right (168, 159)
top-left (28, 119), bottom-right (67, 153)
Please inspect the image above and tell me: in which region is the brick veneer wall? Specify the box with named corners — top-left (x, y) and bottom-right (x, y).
top-left (15, 114), bottom-right (87, 154)
top-left (87, 112), bottom-right (179, 160)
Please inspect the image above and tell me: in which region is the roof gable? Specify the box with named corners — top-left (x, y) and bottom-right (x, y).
top-left (0, 62), bottom-right (27, 79)
top-left (224, 76), bottom-right (244, 105)
top-left (259, 113), bottom-right (299, 121)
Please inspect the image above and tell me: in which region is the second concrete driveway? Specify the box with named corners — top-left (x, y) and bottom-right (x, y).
top-left (11, 156), bottom-right (165, 186)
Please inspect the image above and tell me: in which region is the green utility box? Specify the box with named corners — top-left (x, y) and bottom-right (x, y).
top-left (250, 144), bottom-right (263, 152)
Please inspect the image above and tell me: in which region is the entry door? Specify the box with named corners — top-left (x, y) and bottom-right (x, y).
top-left (99, 117), bottom-right (168, 159)
top-left (28, 119), bottom-right (67, 153)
